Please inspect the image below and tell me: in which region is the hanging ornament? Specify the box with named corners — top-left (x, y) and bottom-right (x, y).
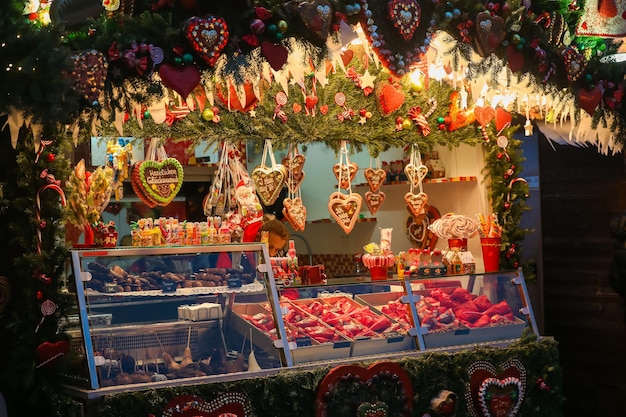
top-left (34, 139), bottom-right (53, 164)
top-left (334, 92), bottom-right (355, 121)
top-left (465, 359), bottom-right (527, 417)
top-left (183, 15), bottom-right (229, 66)
top-left (474, 12), bottom-right (507, 57)
top-left (261, 41), bottom-right (289, 71)
top-left (282, 144), bottom-right (306, 193)
top-left (273, 92), bottom-right (288, 123)
top-left (388, 0), bottom-right (421, 41)
top-left (328, 142), bottom-right (363, 234)
top-left (504, 178), bottom-right (529, 210)
top-left (474, 105), bottom-right (495, 142)
top-left (447, 91), bottom-right (476, 131)
top-left (364, 157), bottom-right (386, 215)
top-left (251, 140), bottom-right (287, 206)
top-left (376, 80), bottom-right (405, 117)
top-left (36, 181), bottom-right (67, 255)
top-left (577, 85), bottom-right (602, 115)
top-left (35, 299), bottom-right (57, 333)
top-left (158, 63), bottom-right (201, 100)
top-left (294, 0), bottom-right (333, 42)
top-left (496, 135), bottom-right (511, 161)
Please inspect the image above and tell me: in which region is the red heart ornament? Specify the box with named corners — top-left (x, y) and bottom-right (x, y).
top-left (159, 63), bottom-right (201, 99)
top-left (261, 41), bottom-right (289, 71)
top-left (183, 15), bottom-right (229, 66)
top-left (388, 0), bottom-right (421, 41)
top-left (161, 393), bottom-right (254, 417)
top-left (577, 86), bottom-right (602, 116)
top-left (467, 358), bottom-right (526, 417)
top-left (377, 82), bottom-right (405, 117)
top-left (320, 104), bottom-right (329, 115)
top-left (328, 192), bottom-right (362, 234)
top-left (341, 49), bottom-right (354, 66)
top-left (495, 107), bottom-right (512, 132)
top-left (316, 362), bottom-right (413, 417)
top-left (475, 12), bottom-right (506, 57)
top-left (506, 45), bottom-right (524, 73)
top-left (365, 190), bottom-right (386, 215)
top-left (474, 105), bottom-right (495, 127)
top-left (306, 95), bottom-right (319, 109)
top-left (36, 340), bottom-right (69, 366)
top-left (297, 0), bottom-right (333, 41)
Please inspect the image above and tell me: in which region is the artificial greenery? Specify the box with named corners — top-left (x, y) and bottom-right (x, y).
top-left (84, 337), bottom-right (562, 417)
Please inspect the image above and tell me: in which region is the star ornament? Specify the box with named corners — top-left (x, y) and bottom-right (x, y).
top-left (249, 109), bottom-right (257, 118)
top-left (358, 70), bottom-right (376, 90)
top-left (359, 116), bottom-right (367, 125)
top-left (524, 119), bottom-right (533, 136)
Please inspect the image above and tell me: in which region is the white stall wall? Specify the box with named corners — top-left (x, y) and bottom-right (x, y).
top-left (248, 142), bottom-right (489, 268)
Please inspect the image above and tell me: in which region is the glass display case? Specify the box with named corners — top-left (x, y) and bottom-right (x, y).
top-left (63, 244), bottom-right (538, 397)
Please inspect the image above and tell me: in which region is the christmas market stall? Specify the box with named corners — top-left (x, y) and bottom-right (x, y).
top-left (1, 0), bottom-right (625, 415)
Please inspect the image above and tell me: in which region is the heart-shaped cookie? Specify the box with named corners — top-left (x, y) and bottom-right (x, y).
top-left (138, 158), bottom-right (184, 206)
top-left (283, 197), bottom-right (307, 231)
top-left (466, 358), bottom-right (526, 417)
top-left (282, 153), bottom-right (306, 173)
top-left (285, 170), bottom-right (306, 193)
top-left (474, 12), bottom-right (506, 57)
top-left (251, 164), bottom-right (287, 206)
top-left (388, 0), bottom-right (421, 41)
top-left (183, 15), bottom-right (229, 66)
top-left (333, 162), bottom-right (358, 189)
top-left (158, 63), bottom-right (201, 100)
top-left (328, 192), bottom-right (362, 234)
top-left (297, 0), bottom-right (333, 41)
top-left (162, 393), bottom-right (254, 417)
top-left (405, 191), bottom-right (429, 220)
top-left (404, 163), bottom-right (428, 187)
top-left (364, 167), bottom-right (386, 192)
top-left (316, 362), bottom-right (413, 417)
top-left (365, 190), bottom-right (386, 215)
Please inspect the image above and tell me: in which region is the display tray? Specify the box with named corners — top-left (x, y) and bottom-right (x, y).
top-left (230, 303), bottom-right (352, 365)
top-left (356, 291), bottom-right (529, 348)
top-left (84, 281), bottom-right (265, 297)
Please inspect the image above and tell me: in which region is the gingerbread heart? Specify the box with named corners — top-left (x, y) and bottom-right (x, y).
top-left (286, 170), bottom-right (306, 193)
top-left (251, 164), bottom-right (287, 206)
top-left (404, 163), bottom-right (428, 187)
top-left (466, 358), bottom-right (526, 417)
top-left (364, 167), bottom-right (386, 192)
top-left (333, 162), bottom-right (358, 189)
top-left (316, 362), bottom-right (413, 417)
top-left (36, 340), bottom-right (69, 367)
top-left (365, 190), bottom-right (385, 215)
top-left (328, 192), bottom-right (362, 234)
top-left (297, 0), bottom-right (333, 41)
top-left (138, 158), bottom-right (184, 206)
top-left (161, 393), bottom-right (253, 417)
top-left (159, 63), bottom-right (201, 100)
top-left (388, 0), bottom-right (421, 41)
top-left (405, 191), bottom-right (429, 219)
top-left (377, 82), bottom-right (405, 117)
top-left (282, 153), bottom-right (306, 173)
top-left (183, 15), bottom-right (229, 66)
top-left (474, 12), bottom-right (506, 57)
top-left (283, 197), bottom-right (307, 231)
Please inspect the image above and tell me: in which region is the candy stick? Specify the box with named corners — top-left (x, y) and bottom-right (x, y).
top-left (36, 184), bottom-right (67, 255)
top-left (34, 139), bottom-right (53, 164)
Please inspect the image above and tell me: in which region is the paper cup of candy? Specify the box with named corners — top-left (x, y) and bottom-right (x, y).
top-left (369, 266), bottom-right (389, 281)
top-left (480, 237), bottom-right (501, 272)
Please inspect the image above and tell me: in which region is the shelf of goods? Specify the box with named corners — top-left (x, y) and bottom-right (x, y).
top-left (63, 244), bottom-right (538, 399)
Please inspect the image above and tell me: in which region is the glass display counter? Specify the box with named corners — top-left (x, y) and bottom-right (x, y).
top-left (63, 244), bottom-right (538, 397)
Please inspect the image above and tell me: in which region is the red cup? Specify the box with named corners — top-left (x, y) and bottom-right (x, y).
top-left (370, 266), bottom-right (389, 280)
top-left (480, 237), bottom-right (502, 272)
top-left (447, 238), bottom-right (468, 251)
